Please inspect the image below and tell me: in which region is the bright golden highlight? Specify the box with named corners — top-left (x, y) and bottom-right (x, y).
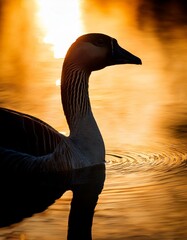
top-left (37, 0), bottom-right (83, 58)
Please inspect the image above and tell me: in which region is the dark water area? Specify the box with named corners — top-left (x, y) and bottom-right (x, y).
top-left (0, 0), bottom-right (187, 239)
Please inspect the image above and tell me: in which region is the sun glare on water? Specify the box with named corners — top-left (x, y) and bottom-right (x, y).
top-left (37, 0), bottom-right (84, 58)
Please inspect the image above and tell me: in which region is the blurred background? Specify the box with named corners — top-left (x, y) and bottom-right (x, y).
top-left (0, 0), bottom-right (187, 149)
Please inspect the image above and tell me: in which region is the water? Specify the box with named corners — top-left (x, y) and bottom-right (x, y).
top-left (0, 0), bottom-right (187, 239)
top-left (98, 151), bottom-right (187, 239)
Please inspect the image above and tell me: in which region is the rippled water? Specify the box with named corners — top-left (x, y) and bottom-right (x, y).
top-left (0, 147), bottom-right (186, 240)
top-left (0, 0), bottom-right (187, 239)
top-left (99, 149), bottom-right (187, 239)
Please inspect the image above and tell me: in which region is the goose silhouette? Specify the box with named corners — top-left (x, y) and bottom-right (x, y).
top-left (0, 33), bottom-right (141, 239)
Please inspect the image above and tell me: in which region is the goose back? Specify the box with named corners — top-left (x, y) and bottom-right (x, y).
top-left (0, 107), bottom-right (61, 156)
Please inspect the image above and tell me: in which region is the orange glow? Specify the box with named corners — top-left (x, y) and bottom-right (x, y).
top-left (36, 0), bottom-right (84, 58)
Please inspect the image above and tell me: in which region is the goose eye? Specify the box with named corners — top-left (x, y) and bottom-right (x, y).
top-left (94, 38), bottom-right (105, 47)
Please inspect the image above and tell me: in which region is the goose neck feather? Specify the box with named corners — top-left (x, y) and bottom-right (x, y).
top-left (61, 64), bottom-right (91, 132)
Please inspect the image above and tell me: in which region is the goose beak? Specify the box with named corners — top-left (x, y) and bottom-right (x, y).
top-left (110, 40), bottom-right (142, 66)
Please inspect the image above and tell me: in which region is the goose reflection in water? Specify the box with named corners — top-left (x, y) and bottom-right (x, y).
top-left (0, 159), bottom-right (105, 240)
top-left (0, 33), bottom-right (141, 239)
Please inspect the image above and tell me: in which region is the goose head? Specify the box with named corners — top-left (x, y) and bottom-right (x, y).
top-left (63, 33), bottom-right (142, 72)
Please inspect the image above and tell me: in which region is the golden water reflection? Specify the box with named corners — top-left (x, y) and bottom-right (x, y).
top-left (37, 0), bottom-right (84, 58)
top-left (0, 0), bottom-right (187, 239)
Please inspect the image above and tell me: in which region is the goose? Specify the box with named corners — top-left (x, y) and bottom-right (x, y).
top-left (0, 33), bottom-right (141, 239)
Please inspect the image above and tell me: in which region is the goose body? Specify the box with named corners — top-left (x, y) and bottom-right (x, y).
top-left (0, 33), bottom-right (141, 239)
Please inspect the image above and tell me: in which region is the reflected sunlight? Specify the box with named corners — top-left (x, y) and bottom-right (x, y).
top-left (55, 79), bottom-right (61, 86)
top-left (36, 0), bottom-right (84, 58)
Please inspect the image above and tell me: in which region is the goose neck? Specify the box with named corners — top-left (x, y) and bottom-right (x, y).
top-left (61, 63), bottom-right (91, 133)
